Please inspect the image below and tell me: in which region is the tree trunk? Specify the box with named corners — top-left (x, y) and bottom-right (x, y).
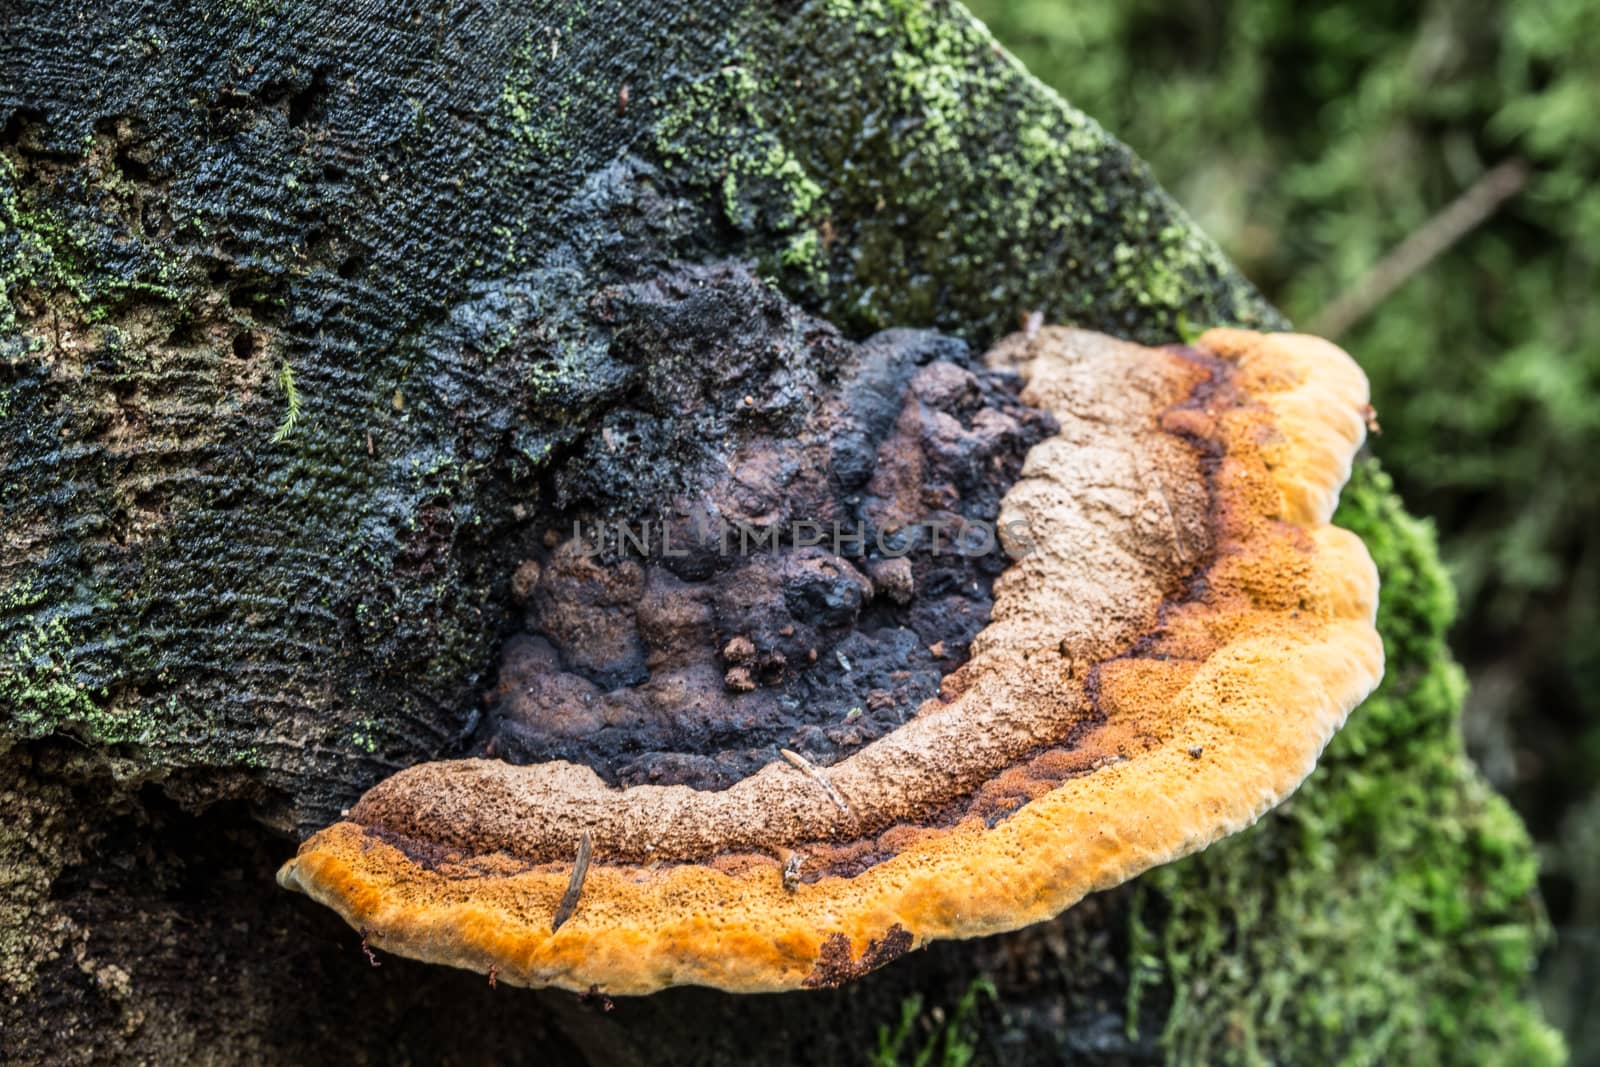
top-left (0, 1), bottom-right (1559, 1063)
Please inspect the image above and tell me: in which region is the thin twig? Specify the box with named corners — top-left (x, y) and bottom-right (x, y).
top-left (551, 830), bottom-right (593, 933)
top-left (1305, 158), bottom-right (1529, 339)
top-left (779, 748), bottom-right (850, 814)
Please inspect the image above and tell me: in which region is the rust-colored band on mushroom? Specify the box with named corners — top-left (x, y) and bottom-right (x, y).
top-left (277, 328), bottom-right (1383, 995)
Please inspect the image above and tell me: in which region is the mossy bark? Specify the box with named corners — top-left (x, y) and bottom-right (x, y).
top-left (0, 0), bottom-right (1558, 1063)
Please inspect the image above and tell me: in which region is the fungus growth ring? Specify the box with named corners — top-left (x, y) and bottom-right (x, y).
top-left (278, 327), bottom-right (1383, 994)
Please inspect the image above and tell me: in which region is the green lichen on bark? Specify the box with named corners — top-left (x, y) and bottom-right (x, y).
top-left (656, 0), bottom-right (1279, 342)
top-left (1127, 460), bottom-right (1564, 1065)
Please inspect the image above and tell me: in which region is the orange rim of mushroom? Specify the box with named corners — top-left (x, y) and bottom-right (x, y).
top-left (278, 327), bottom-right (1383, 994)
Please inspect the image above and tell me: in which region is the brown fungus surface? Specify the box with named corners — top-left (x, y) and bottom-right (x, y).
top-left (278, 326), bottom-right (1383, 995)
top-left (483, 334), bottom-right (1054, 790)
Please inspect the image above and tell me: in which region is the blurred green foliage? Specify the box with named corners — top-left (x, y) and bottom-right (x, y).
top-left (871, 977), bottom-right (996, 1067)
top-left (966, 0), bottom-right (1599, 1048)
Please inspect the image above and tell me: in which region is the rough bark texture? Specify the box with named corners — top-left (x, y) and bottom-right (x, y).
top-left (0, 0), bottom-right (1561, 1064)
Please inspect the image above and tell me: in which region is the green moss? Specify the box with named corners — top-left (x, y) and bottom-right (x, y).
top-left (499, 34), bottom-right (574, 168)
top-left (870, 975), bottom-right (996, 1067)
top-left (1127, 459), bottom-right (1563, 1065)
top-left (271, 359), bottom-right (302, 443)
top-left (656, 0), bottom-right (1279, 344)
top-left (347, 717), bottom-right (381, 755)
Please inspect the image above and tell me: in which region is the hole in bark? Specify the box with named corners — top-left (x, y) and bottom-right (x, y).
top-left (112, 144), bottom-right (153, 182)
top-left (166, 314), bottom-right (206, 346)
top-left (286, 70), bottom-right (331, 128)
top-left (227, 279), bottom-right (287, 323)
top-left (0, 107), bottom-right (45, 152)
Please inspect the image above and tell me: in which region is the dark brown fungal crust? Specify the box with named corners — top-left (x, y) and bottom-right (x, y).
top-left (480, 306), bottom-right (1055, 791)
top-left (802, 925), bottom-right (915, 989)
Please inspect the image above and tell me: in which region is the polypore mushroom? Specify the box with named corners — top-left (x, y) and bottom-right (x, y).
top-left (278, 326), bottom-right (1382, 994)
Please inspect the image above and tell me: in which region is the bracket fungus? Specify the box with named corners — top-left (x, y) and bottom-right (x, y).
top-left (278, 326), bottom-right (1383, 994)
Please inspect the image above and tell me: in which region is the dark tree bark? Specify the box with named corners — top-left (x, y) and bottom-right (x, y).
top-left (0, 1), bottom-right (1557, 1064)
